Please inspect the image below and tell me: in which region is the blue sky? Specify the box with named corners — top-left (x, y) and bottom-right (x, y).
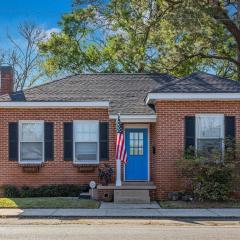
top-left (0, 0), bottom-right (72, 49)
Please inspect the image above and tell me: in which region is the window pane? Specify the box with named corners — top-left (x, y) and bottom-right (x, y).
top-left (21, 123), bottom-right (43, 141)
top-left (130, 148), bottom-right (134, 155)
top-left (197, 116), bottom-right (223, 138)
top-left (134, 148), bottom-right (139, 155)
top-left (134, 138), bottom-right (138, 147)
top-left (21, 142), bottom-right (43, 161)
top-left (75, 122), bottom-right (98, 142)
top-left (133, 132), bottom-right (138, 140)
top-left (130, 140), bottom-right (134, 148)
top-left (129, 131), bottom-right (144, 156)
top-left (75, 142), bottom-right (97, 162)
top-left (197, 139), bottom-right (223, 159)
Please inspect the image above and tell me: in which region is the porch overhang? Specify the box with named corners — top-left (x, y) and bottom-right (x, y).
top-left (109, 114), bottom-right (156, 122)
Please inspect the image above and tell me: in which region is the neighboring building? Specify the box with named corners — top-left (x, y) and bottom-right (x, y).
top-left (0, 66), bottom-right (239, 200)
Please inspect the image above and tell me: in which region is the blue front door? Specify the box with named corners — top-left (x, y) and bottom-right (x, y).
top-left (125, 128), bottom-right (148, 181)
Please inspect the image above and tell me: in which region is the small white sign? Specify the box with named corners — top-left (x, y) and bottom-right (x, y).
top-left (89, 181), bottom-right (96, 189)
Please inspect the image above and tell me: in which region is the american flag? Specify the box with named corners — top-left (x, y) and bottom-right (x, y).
top-left (115, 114), bottom-right (127, 164)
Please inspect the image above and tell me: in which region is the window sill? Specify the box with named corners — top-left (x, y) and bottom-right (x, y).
top-left (19, 162), bottom-right (44, 167)
top-left (73, 162), bottom-right (99, 165)
top-left (73, 164), bottom-right (98, 173)
top-left (20, 164), bottom-right (43, 173)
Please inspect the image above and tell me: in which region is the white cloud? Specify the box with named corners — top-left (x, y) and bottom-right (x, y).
top-left (42, 27), bottom-right (61, 41)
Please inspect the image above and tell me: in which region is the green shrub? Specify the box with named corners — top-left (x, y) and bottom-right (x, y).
top-left (4, 185), bottom-right (20, 198)
top-left (20, 186), bottom-right (38, 198)
top-left (178, 143), bottom-right (239, 201)
top-left (192, 164), bottom-right (234, 201)
top-left (3, 184), bottom-right (90, 198)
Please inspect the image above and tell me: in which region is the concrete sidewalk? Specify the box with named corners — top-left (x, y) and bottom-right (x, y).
top-left (1, 202), bottom-right (240, 218)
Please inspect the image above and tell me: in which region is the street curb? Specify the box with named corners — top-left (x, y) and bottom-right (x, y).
top-left (1, 215), bottom-right (240, 220)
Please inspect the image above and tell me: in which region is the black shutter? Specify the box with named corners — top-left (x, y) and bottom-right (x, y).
top-left (44, 122), bottom-right (54, 161)
top-left (99, 122), bottom-right (109, 161)
top-left (185, 116), bottom-right (195, 153)
top-left (9, 122), bottom-right (18, 161)
top-left (225, 116), bottom-right (236, 154)
top-left (64, 122), bottom-right (73, 161)
top-left (225, 116), bottom-right (235, 140)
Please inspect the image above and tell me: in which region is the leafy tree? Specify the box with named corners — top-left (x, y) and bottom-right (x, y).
top-left (1, 22), bottom-right (48, 90)
top-left (164, 0), bottom-right (240, 79)
top-left (39, 1), bottom-right (185, 74)
top-left (39, 0), bottom-right (240, 80)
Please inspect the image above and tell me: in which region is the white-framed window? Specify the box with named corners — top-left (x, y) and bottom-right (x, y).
top-left (73, 120), bottom-right (99, 164)
top-left (196, 114), bottom-right (224, 160)
top-left (19, 120), bottom-right (44, 164)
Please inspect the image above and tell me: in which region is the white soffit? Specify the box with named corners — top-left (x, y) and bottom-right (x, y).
top-left (146, 93), bottom-right (240, 104)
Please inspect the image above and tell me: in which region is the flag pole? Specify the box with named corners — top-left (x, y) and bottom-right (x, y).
top-left (116, 158), bottom-right (122, 187)
top-left (116, 113), bottom-right (122, 187)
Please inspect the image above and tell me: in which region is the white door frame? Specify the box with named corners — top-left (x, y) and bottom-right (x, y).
top-left (124, 124), bottom-right (150, 182)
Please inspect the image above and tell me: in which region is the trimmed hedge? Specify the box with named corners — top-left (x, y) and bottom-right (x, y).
top-left (3, 184), bottom-right (90, 198)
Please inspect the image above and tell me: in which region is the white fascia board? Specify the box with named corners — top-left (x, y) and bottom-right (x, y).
top-left (146, 93), bottom-right (240, 103)
top-left (109, 114), bottom-right (156, 122)
top-left (0, 101), bottom-right (109, 108)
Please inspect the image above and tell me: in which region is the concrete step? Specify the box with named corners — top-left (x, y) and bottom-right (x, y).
top-left (79, 192), bottom-right (91, 199)
top-left (114, 189), bottom-right (150, 204)
top-left (122, 181), bottom-right (155, 186)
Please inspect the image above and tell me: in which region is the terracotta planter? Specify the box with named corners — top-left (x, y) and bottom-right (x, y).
top-left (100, 179), bottom-right (109, 186)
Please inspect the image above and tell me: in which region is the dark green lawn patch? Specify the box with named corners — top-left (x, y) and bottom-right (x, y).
top-left (0, 197), bottom-right (99, 209)
top-left (159, 200), bottom-right (240, 209)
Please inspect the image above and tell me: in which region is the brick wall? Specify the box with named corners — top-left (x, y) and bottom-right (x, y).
top-left (0, 108), bottom-right (117, 187)
top-left (0, 108), bottom-right (156, 191)
top-left (155, 100), bottom-right (240, 200)
top-left (5, 100), bottom-right (237, 200)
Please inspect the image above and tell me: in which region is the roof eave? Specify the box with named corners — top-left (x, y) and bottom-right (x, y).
top-left (0, 101), bottom-right (110, 108)
top-left (146, 92), bottom-right (240, 104)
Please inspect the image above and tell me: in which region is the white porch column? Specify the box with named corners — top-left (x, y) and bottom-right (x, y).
top-left (116, 159), bottom-right (122, 186)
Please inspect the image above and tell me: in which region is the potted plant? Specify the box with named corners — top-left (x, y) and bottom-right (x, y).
top-left (98, 164), bottom-right (114, 186)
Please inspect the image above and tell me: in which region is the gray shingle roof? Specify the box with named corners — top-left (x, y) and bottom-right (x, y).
top-left (0, 73), bottom-right (176, 115)
top-left (1, 72), bottom-right (239, 115)
top-left (151, 72), bottom-right (240, 93)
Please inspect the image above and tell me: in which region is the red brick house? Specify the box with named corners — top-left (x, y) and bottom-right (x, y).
top-left (0, 66), bottom-right (239, 200)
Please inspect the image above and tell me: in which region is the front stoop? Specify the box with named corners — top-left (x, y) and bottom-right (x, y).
top-left (97, 182), bottom-right (156, 204)
top-left (114, 189), bottom-right (150, 204)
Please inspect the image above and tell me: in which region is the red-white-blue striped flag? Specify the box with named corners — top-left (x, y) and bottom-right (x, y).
top-left (115, 114), bottom-right (127, 164)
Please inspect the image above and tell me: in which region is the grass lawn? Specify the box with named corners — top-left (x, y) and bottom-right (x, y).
top-left (0, 197), bottom-right (99, 209)
top-left (159, 200), bottom-right (240, 209)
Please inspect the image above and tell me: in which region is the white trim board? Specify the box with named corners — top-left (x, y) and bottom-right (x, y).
top-left (73, 120), bottom-right (100, 165)
top-left (146, 93), bottom-right (240, 104)
top-left (0, 101), bottom-right (109, 108)
top-left (109, 115), bottom-right (156, 122)
top-left (18, 120), bottom-right (45, 165)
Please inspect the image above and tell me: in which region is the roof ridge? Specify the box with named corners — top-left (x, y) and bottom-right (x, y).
top-left (190, 71), bottom-right (240, 84)
top-left (150, 77), bottom-right (184, 92)
top-left (21, 72), bottom-right (174, 93)
top-left (22, 73), bottom-right (80, 93)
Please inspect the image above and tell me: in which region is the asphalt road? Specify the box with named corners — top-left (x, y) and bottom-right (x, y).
top-left (0, 219), bottom-right (239, 240)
